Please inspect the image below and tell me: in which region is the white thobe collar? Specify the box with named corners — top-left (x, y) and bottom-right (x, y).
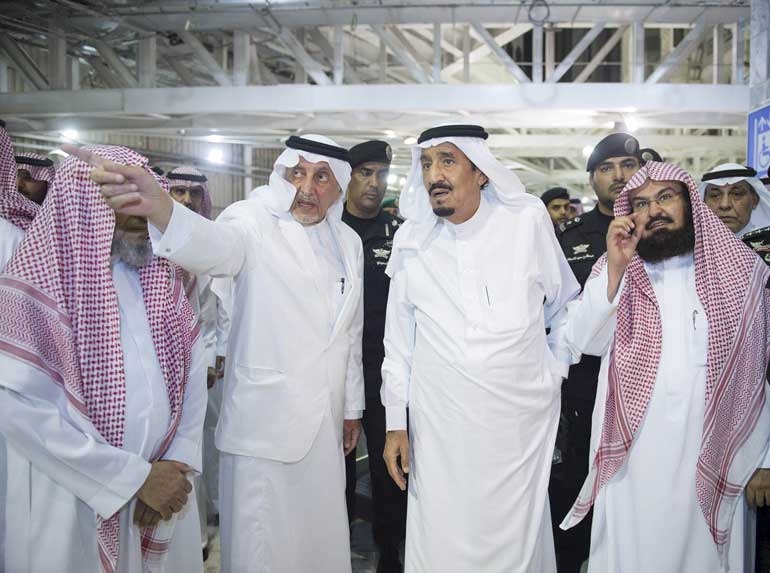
top-left (642, 251), bottom-right (694, 275)
top-left (443, 192), bottom-right (492, 239)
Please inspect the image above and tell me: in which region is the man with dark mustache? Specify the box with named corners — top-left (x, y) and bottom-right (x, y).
top-left (381, 124), bottom-right (579, 571)
top-left (550, 132), bottom-right (643, 573)
top-left (559, 161), bottom-right (770, 573)
top-left (341, 140), bottom-right (406, 573)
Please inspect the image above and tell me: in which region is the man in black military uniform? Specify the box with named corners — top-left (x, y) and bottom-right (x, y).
top-left (549, 133), bottom-right (643, 573)
top-left (342, 140), bottom-right (406, 573)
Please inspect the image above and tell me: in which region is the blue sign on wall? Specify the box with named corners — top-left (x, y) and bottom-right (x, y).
top-left (748, 104), bottom-right (770, 176)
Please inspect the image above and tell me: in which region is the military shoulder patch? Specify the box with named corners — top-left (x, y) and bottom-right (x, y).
top-left (742, 226), bottom-right (770, 242)
top-left (559, 216), bottom-right (583, 234)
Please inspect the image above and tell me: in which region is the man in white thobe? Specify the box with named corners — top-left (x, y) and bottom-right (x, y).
top-left (0, 146), bottom-right (206, 573)
top-left (166, 164), bottom-right (229, 557)
top-left (0, 120), bottom-right (44, 567)
top-left (381, 124), bottom-right (579, 572)
top-left (700, 163), bottom-right (770, 236)
top-left (560, 161), bottom-right (770, 572)
top-left (70, 134), bottom-right (365, 572)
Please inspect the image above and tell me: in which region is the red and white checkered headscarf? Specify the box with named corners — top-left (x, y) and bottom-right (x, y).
top-left (167, 166), bottom-right (212, 220)
top-left (0, 123), bottom-right (39, 230)
top-left (564, 161), bottom-right (770, 549)
top-left (0, 145), bottom-right (200, 573)
top-left (15, 151), bottom-right (57, 190)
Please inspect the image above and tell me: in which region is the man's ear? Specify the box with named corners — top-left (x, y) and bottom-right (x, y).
top-left (478, 171), bottom-right (489, 189)
top-left (752, 189), bottom-right (760, 209)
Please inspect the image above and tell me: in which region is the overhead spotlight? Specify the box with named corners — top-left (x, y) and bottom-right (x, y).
top-left (624, 116), bottom-right (639, 132)
top-left (399, 177), bottom-right (407, 186)
top-left (61, 129), bottom-right (79, 141)
top-left (387, 173), bottom-right (398, 185)
top-left (207, 147), bottom-right (225, 164)
top-left (205, 134), bottom-right (225, 143)
top-left (384, 130), bottom-right (397, 139)
top-left (403, 136), bottom-right (417, 145)
top-left (582, 145), bottom-right (594, 158)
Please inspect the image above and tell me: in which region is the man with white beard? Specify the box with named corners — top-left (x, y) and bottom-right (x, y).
top-left (68, 134), bottom-right (365, 572)
top-left (560, 161), bottom-right (770, 572)
top-left (381, 124), bottom-right (579, 571)
top-left (0, 146), bottom-right (206, 573)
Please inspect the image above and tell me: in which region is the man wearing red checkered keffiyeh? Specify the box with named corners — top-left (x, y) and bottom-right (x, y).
top-left (0, 145), bottom-right (208, 573)
top-left (559, 161), bottom-right (770, 572)
top-left (166, 164), bottom-right (229, 558)
top-left (0, 120), bottom-right (39, 271)
top-left (15, 151), bottom-right (57, 205)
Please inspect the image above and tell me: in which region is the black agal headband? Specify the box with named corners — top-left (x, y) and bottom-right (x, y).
top-left (285, 136), bottom-right (350, 162)
top-left (417, 125), bottom-right (489, 144)
top-left (701, 166), bottom-right (757, 182)
top-left (15, 156), bottom-right (54, 168)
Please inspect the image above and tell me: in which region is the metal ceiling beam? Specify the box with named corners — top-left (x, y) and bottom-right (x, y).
top-left (178, 30), bottom-right (233, 86)
top-left (575, 26), bottom-right (627, 83)
top-left (469, 23), bottom-right (530, 84)
top-left (91, 39), bottom-right (138, 88)
top-left (372, 25), bottom-right (430, 84)
top-left (549, 22), bottom-right (606, 83)
top-left (0, 83), bottom-right (748, 117)
top-left (441, 25), bottom-right (530, 79)
top-left (276, 27), bottom-right (332, 86)
top-left (65, 5), bottom-right (749, 31)
top-left (0, 35), bottom-right (49, 90)
top-left (646, 19), bottom-right (708, 84)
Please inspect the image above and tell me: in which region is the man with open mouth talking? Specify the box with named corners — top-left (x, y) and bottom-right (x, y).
top-left (380, 123), bottom-right (579, 571)
top-left (67, 134), bottom-right (366, 573)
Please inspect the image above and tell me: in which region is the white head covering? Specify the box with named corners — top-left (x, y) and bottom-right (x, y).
top-left (390, 124), bottom-right (543, 270)
top-left (260, 133), bottom-right (351, 222)
top-left (699, 162), bottom-right (770, 236)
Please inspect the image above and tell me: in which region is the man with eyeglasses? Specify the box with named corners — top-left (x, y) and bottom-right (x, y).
top-left (700, 163), bottom-right (770, 237)
top-left (550, 133), bottom-right (643, 573)
top-left (558, 161), bottom-right (770, 573)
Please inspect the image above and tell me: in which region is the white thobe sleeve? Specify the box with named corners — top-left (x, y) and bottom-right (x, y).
top-left (344, 245), bottom-right (365, 420)
top-left (198, 284), bottom-right (219, 369)
top-left (538, 214), bottom-right (581, 375)
top-left (149, 200), bottom-right (254, 278)
top-left (561, 265), bottom-right (623, 361)
top-left (381, 266), bottom-right (414, 431)
top-left (162, 337), bottom-right (208, 472)
top-left (0, 361), bottom-right (151, 520)
top-left (215, 295), bottom-right (231, 357)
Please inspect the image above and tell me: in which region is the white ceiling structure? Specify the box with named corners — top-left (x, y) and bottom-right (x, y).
top-left (0, 0), bottom-right (767, 196)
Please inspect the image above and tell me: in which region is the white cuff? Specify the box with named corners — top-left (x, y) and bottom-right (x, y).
top-left (386, 406), bottom-right (408, 431)
top-left (149, 201), bottom-right (194, 258)
top-left (163, 436), bottom-right (202, 473)
top-left (88, 455), bottom-right (151, 520)
top-left (344, 410), bottom-right (363, 420)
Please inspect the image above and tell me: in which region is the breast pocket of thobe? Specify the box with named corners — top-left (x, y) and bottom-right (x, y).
top-left (482, 275), bottom-right (543, 334)
top-left (690, 306), bottom-right (709, 368)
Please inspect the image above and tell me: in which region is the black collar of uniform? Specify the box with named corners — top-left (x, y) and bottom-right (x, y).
top-left (167, 172), bottom-right (208, 183)
top-left (417, 125), bottom-right (488, 144)
top-left (761, 176), bottom-right (770, 185)
top-left (701, 167), bottom-right (757, 182)
top-left (15, 155), bottom-right (53, 168)
top-left (0, 119), bottom-right (5, 128)
top-left (285, 136), bottom-right (350, 162)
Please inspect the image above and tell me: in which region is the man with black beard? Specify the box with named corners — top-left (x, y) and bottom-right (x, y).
top-left (341, 141), bottom-right (406, 573)
top-left (559, 161), bottom-right (770, 573)
top-left (550, 133), bottom-right (642, 573)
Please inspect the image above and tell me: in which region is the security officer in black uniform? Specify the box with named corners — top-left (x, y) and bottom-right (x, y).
top-left (342, 140), bottom-right (406, 573)
top-left (549, 133), bottom-right (643, 573)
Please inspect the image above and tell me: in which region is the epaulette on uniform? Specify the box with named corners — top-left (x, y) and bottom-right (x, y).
top-left (742, 225), bottom-right (770, 242)
top-left (559, 216), bottom-right (583, 235)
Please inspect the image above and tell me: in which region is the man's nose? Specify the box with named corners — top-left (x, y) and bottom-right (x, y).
top-left (718, 193), bottom-right (732, 211)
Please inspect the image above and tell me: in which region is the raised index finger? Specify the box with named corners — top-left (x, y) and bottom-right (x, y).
top-left (61, 144), bottom-right (107, 169)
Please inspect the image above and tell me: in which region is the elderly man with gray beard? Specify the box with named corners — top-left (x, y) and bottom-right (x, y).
top-left (0, 145), bottom-right (207, 573)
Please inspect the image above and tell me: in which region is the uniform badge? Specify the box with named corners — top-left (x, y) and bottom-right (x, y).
top-left (572, 244), bottom-right (590, 255)
top-left (373, 248), bottom-right (390, 260)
